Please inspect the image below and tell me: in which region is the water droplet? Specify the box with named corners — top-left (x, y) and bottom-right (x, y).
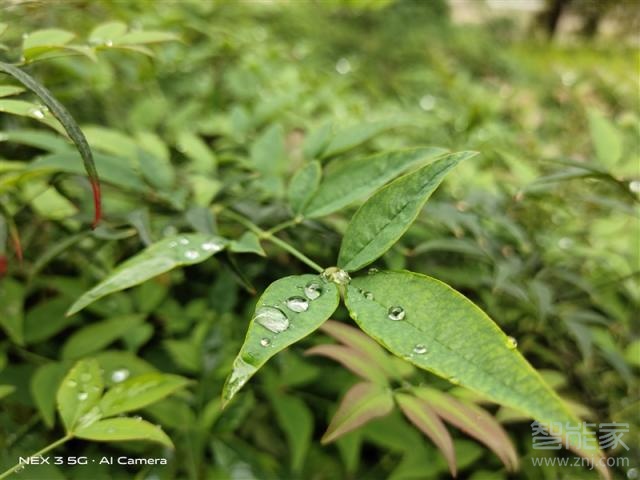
top-left (254, 306), bottom-right (289, 333)
top-left (30, 108), bottom-right (45, 119)
top-left (368, 267), bottom-right (379, 275)
top-left (14, 465), bottom-right (25, 473)
top-left (111, 368), bottom-right (130, 383)
top-left (178, 237), bottom-right (190, 245)
top-left (80, 373), bottom-right (92, 382)
top-left (449, 376), bottom-right (459, 384)
top-left (413, 344), bottom-right (427, 354)
top-left (304, 282), bottom-right (322, 300)
top-left (260, 338), bottom-right (271, 347)
top-left (335, 57), bottom-right (351, 75)
top-left (321, 267), bottom-right (351, 285)
top-left (506, 336), bottom-right (518, 349)
top-left (388, 306), bottom-right (406, 321)
top-left (184, 249), bottom-right (200, 260)
top-left (629, 180), bottom-right (640, 193)
top-left (78, 392), bottom-right (88, 401)
top-left (363, 291), bottom-right (374, 300)
top-left (627, 467), bottom-right (638, 480)
top-left (67, 380), bottom-right (77, 387)
top-left (419, 95), bottom-right (436, 111)
top-left (285, 296), bottom-right (309, 313)
top-left (202, 241), bottom-right (221, 251)
top-left (105, 40), bottom-right (113, 47)
top-left (558, 237), bottom-right (573, 249)
top-left (133, 415), bottom-right (143, 421)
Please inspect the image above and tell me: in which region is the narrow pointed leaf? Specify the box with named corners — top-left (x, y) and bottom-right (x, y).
top-left (344, 270), bottom-right (608, 473)
top-left (395, 393), bottom-right (457, 477)
top-left (303, 147), bottom-right (448, 218)
top-left (75, 417), bottom-right (173, 448)
top-left (0, 61), bottom-right (102, 227)
top-left (338, 151), bottom-right (476, 271)
top-left (222, 274), bottom-right (339, 406)
top-left (288, 160), bottom-right (322, 214)
top-left (321, 382), bottom-right (393, 444)
top-left (99, 373), bottom-right (190, 417)
top-left (305, 344), bottom-right (388, 384)
top-left (66, 234), bottom-right (227, 315)
top-left (56, 359), bottom-right (104, 433)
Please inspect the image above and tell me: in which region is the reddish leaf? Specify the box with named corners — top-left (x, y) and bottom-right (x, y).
top-left (305, 344), bottom-right (388, 384)
top-left (321, 382), bottom-right (393, 444)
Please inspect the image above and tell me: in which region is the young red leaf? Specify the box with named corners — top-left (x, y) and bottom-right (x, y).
top-left (321, 382), bottom-right (393, 444)
top-left (305, 344), bottom-right (388, 384)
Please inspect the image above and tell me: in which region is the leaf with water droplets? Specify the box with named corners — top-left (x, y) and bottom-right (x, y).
top-left (66, 234), bottom-right (227, 315)
top-left (75, 417), bottom-right (173, 448)
top-left (395, 392), bottom-right (456, 477)
top-left (344, 270), bottom-right (608, 476)
top-left (321, 382), bottom-right (393, 444)
top-left (305, 345), bottom-right (388, 384)
top-left (222, 274), bottom-right (339, 407)
top-left (303, 147), bottom-right (448, 218)
top-left (338, 151), bottom-right (476, 272)
top-left (99, 373), bottom-right (190, 417)
top-left (56, 358), bottom-right (104, 433)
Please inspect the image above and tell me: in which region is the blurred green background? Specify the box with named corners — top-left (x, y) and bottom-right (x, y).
top-left (0, 0), bottom-right (638, 479)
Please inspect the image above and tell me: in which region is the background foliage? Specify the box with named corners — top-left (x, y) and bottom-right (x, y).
top-left (0, 1), bottom-right (638, 479)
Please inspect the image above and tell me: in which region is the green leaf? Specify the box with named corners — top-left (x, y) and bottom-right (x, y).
top-left (22, 29), bottom-right (75, 60)
top-left (176, 131), bottom-right (217, 173)
top-left (75, 417), bottom-right (173, 448)
top-left (114, 31), bottom-right (179, 45)
top-left (303, 147), bottom-right (447, 218)
top-left (303, 122), bottom-right (332, 159)
top-left (344, 270), bottom-right (607, 468)
top-left (56, 358), bottom-right (104, 433)
top-left (89, 21), bottom-right (127, 45)
top-left (66, 234), bottom-right (227, 315)
top-left (288, 160), bottom-right (322, 214)
top-left (0, 85), bottom-right (25, 97)
top-left (31, 362), bottom-right (67, 428)
top-left (305, 344), bottom-right (388, 384)
top-left (61, 314), bottom-right (146, 359)
top-left (321, 382), bottom-right (394, 444)
top-left (0, 278), bottom-right (24, 344)
top-left (267, 391), bottom-right (313, 472)
top-left (137, 131), bottom-right (175, 189)
top-left (0, 99), bottom-right (65, 133)
top-left (250, 124), bottom-right (286, 175)
top-left (0, 385), bottom-right (15, 399)
top-left (222, 274), bottom-right (339, 406)
top-left (395, 393), bottom-right (456, 477)
top-left (414, 387), bottom-right (518, 471)
top-left (338, 151), bottom-right (475, 271)
top-left (588, 109), bottom-right (622, 169)
top-left (321, 120), bottom-right (398, 158)
top-left (99, 373), bottom-right (190, 417)
top-left (229, 231), bottom-right (266, 257)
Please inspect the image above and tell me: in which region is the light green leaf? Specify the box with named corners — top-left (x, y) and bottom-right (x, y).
top-left (89, 21), bottom-right (127, 45)
top-left (288, 160), bottom-right (322, 214)
top-left (75, 417), bottom-right (173, 448)
top-left (22, 29), bottom-right (75, 60)
top-left (94, 351), bottom-right (157, 387)
top-left (99, 373), bottom-right (190, 417)
top-left (250, 124), bottom-right (286, 175)
top-left (344, 270), bottom-right (607, 469)
top-left (229, 231), bottom-right (266, 256)
top-left (321, 382), bottom-right (394, 444)
top-left (0, 23), bottom-right (7, 37)
top-left (176, 131), bottom-right (217, 173)
top-left (0, 278), bottom-right (24, 345)
top-left (625, 340), bottom-right (640, 367)
top-left (395, 393), bottom-right (456, 477)
top-left (114, 31), bottom-right (179, 45)
top-left (66, 234), bottom-right (227, 315)
top-left (56, 358), bottom-right (104, 433)
top-left (303, 147), bottom-right (447, 218)
top-left (137, 131), bottom-right (175, 189)
top-left (321, 120), bottom-right (398, 158)
top-left (62, 314), bottom-right (146, 359)
top-left (31, 362), bottom-right (67, 428)
top-left (0, 129), bottom-right (71, 152)
top-left (338, 151), bottom-right (475, 271)
top-left (588, 109), bottom-right (622, 169)
top-left (222, 274), bottom-right (339, 406)
top-left (0, 85), bottom-right (25, 97)
top-left (0, 99), bottom-right (65, 134)
top-left (303, 122), bottom-right (332, 159)
top-left (267, 391), bottom-right (313, 472)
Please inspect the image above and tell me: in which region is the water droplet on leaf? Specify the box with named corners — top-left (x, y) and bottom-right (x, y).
top-left (388, 306), bottom-right (406, 321)
top-left (368, 268), bottom-right (379, 275)
top-left (419, 95), bottom-right (436, 111)
top-left (260, 338), bottom-right (271, 347)
top-left (78, 392), bottom-right (88, 401)
top-left (335, 57), bottom-right (351, 74)
top-left (506, 336), bottom-right (518, 349)
top-left (363, 291), bottom-right (374, 300)
top-left (629, 180), bottom-right (640, 193)
top-left (321, 267), bottom-right (351, 285)
top-left (413, 344), bottom-right (427, 354)
top-left (285, 296), bottom-right (309, 313)
top-left (304, 282), bottom-right (322, 300)
top-left (202, 241), bottom-right (221, 251)
top-left (254, 306), bottom-right (289, 333)
top-left (178, 237), bottom-right (190, 245)
top-left (184, 249), bottom-right (200, 260)
top-left (111, 368), bottom-right (130, 383)
top-left (30, 108), bottom-right (45, 119)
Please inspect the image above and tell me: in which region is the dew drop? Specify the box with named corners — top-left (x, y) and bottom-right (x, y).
top-left (260, 338), bottom-right (271, 347)
top-left (629, 180), bottom-right (640, 193)
top-left (14, 465), bottom-right (25, 473)
top-left (413, 344), bottom-right (427, 355)
top-left (506, 336), bottom-right (518, 349)
top-left (254, 306), bottom-right (289, 333)
top-left (285, 296), bottom-right (309, 313)
top-left (419, 95), bottom-right (436, 111)
top-left (304, 282), bottom-right (322, 300)
top-left (321, 267), bottom-right (351, 285)
top-left (335, 57), bottom-right (351, 75)
top-left (627, 467), bottom-right (639, 480)
top-left (178, 237), bottom-right (190, 245)
top-left (133, 415), bottom-right (143, 421)
top-left (78, 392), bottom-right (89, 401)
top-left (105, 40), bottom-right (113, 47)
top-left (388, 306), bottom-right (406, 321)
top-left (184, 249), bottom-right (200, 260)
top-left (368, 267), bottom-right (379, 275)
top-left (202, 241), bottom-right (221, 251)
top-left (30, 108), bottom-right (45, 119)
top-left (363, 291), bottom-right (374, 300)
top-left (111, 368), bottom-right (130, 383)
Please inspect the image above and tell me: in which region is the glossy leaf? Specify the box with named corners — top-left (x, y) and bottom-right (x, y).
top-left (66, 234), bottom-right (227, 315)
top-left (99, 373), bottom-right (190, 417)
top-left (414, 387), bottom-right (517, 471)
top-left (395, 392), bottom-right (456, 477)
top-left (344, 271), bottom-right (607, 471)
top-left (75, 417), bottom-right (173, 448)
top-left (56, 358), bottom-right (104, 432)
top-left (303, 147), bottom-right (447, 218)
top-left (31, 362), bottom-right (67, 428)
top-left (288, 160), bottom-right (321, 214)
top-left (222, 274), bottom-right (339, 406)
top-left (62, 314), bottom-right (146, 359)
top-left (321, 382), bottom-right (393, 444)
top-left (305, 344), bottom-right (388, 384)
top-left (338, 151), bottom-right (476, 271)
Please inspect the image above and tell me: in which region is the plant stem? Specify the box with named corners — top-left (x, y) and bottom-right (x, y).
top-left (0, 434), bottom-right (72, 479)
top-left (220, 209), bottom-right (323, 273)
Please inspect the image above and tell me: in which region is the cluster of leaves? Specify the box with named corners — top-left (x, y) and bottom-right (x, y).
top-left (0, 1), bottom-right (637, 479)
